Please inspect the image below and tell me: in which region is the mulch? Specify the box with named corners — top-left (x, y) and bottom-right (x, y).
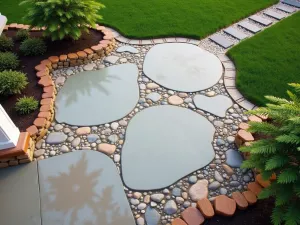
top-left (0, 29), bottom-right (103, 131)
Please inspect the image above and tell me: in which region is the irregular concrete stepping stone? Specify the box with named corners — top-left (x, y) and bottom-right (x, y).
top-left (276, 5), bottom-right (296, 13)
top-left (264, 10), bottom-right (286, 20)
top-left (145, 207), bottom-right (161, 225)
top-left (104, 55), bottom-right (119, 64)
top-left (38, 151), bottom-right (135, 225)
top-left (193, 95), bottom-right (233, 117)
top-left (0, 163), bottom-right (41, 225)
top-left (143, 43), bottom-right (223, 92)
top-left (238, 21), bottom-right (261, 33)
top-left (249, 15), bottom-right (272, 26)
top-left (209, 34), bottom-right (234, 49)
top-left (55, 64), bottom-right (139, 126)
top-left (283, 0), bottom-right (300, 8)
top-left (223, 27), bottom-right (248, 40)
top-left (121, 106), bottom-right (215, 190)
top-left (46, 132), bottom-right (67, 144)
top-left (116, 46), bottom-right (139, 54)
top-left (225, 149), bottom-right (243, 167)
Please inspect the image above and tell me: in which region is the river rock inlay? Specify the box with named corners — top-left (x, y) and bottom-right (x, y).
top-left (122, 105), bottom-right (215, 190)
top-left (143, 43), bottom-right (223, 92)
top-left (55, 64), bottom-right (139, 126)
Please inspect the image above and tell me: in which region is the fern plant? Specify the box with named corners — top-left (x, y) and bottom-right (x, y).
top-left (20, 0), bottom-right (105, 40)
top-left (240, 83), bottom-right (300, 225)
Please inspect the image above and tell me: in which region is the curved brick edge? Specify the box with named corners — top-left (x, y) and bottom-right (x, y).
top-left (172, 114), bottom-right (274, 225)
top-left (1, 23), bottom-right (116, 167)
top-left (218, 54), bottom-right (258, 111)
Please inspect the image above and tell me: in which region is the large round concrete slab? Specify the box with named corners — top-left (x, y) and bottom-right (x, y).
top-left (38, 151), bottom-right (135, 225)
top-left (121, 105), bottom-right (215, 190)
top-left (143, 43), bottom-right (223, 92)
top-left (55, 64), bottom-right (139, 126)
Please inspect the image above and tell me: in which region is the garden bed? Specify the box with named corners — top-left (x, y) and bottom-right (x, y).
top-left (0, 29), bottom-right (103, 131)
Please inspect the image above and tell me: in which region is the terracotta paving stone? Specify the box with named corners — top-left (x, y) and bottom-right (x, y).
top-left (181, 207), bottom-right (205, 225)
top-left (26, 125), bottom-right (39, 136)
top-left (270, 173), bottom-right (277, 181)
top-left (38, 76), bottom-right (53, 87)
top-left (59, 55), bottom-right (68, 61)
top-left (248, 115), bottom-right (262, 122)
top-left (256, 114), bottom-right (268, 121)
top-left (40, 98), bottom-right (53, 105)
top-left (232, 192), bottom-right (248, 210)
top-left (172, 218), bottom-right (188, 225)
top-left (42, 91), bottom-right (54, 99)
top-left (40, 59), bottom-right (52, 67)
top-left (256, 174), bottom-right (271, 188)
top-left (104, 35), bottom-right (114, 40)
top-left (40, 104), bottom-right (52, 112)
top-left (68, 53), bottom-right (78, 60)
top-left (100, 40), bottom-right (111, 45)
top-left (48, 56), bottom-right (59, 63)
top-left (77, 51), bottom-right (87, 58)
top-left (84, 48), bottom-right (94, 54)
top-left (34, 118), bottom-right (46, 128)
top-left (44, 86), bottom-right (56, 94)
top-left (36, 69), bottom-right (49, 78)
top-left (237, 130), bottom-right (254, 142)
top-left (91, 45), bottom-right (103, 52)
top-left (197, 198), bottom-right (215, 218)
top-left (242, 191), bottom-right (257, 205)
top-left (38, 111), bottom-right (51, 120)
top-left (247, 182), bottom-right (263, 196)
top-left (100, 42), bottom-right (108, 48)
top-left (239, 122), bottom-right (250, 130)
top-left (214, 195), bottom-right (236, 217)
top-left (35, 64), bottom-right (48, 71)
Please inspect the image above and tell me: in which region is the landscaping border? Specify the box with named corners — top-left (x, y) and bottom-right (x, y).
top-left (0, 23), bottom-right (116, 167)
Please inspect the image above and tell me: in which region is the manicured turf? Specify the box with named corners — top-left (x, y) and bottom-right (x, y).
top-left (227, 12), bottom-right (300, 106)
top-left (1, 0), bottom-right (277, 39)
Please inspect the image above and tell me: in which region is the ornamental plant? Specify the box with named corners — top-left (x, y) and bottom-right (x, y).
top-left (0, 52), bottom-right (19, 71)
top-left (16, 29), bottom-right (30, 41)
top-left (0, 34), bottom-right (14, 52)
top-left (15, 96), bottom-right (38, 114)
top-left (0, 70), bottom-right (28, 95)
top-left (240, 83), bottom-right (300, 225)
top-left (20, 38), bottom-right (47, 56)
top-left (21, 0), bottom-right (105, 41)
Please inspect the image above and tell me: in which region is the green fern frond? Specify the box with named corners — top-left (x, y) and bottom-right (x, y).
top-left (277, 168), bottom-right (299, 184)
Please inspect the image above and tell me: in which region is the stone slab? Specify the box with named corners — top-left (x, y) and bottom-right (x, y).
top-left (276, 5), bottom-right (296, 13)
top-left (193, 95), bottom-right (233, 118)
top-left (122, 105), bottom-right (215, 190)
top-left (38, 151), bottom-right (135, 225)
top-left (238, 21), bottom-right (261, 33)
top-left (116, 46), bottom-right (139, 54)
top-left (249, 15), bottom-right (272, 26)
top-left (263, 10), bottom-right (286, 20)
top-left (143, 43), bottom-right (223, 92)
top-left (283, 0), bottom-right (300, 8)
top-left (209, 34), bottom-right (234, 49)
top-left (55, 64), bottom-right (139, 126)
top-left (225, 149), bottom-right (243, 168)
top-left (223, 27), bottom-right (248, 40)
top-left (0, 162), bottom-right (41, 225)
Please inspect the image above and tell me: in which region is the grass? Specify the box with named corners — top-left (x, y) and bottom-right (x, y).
top-left (227, 12), bottom-right (300, 106)
top-left (1, 0), bottom-right (277, 39)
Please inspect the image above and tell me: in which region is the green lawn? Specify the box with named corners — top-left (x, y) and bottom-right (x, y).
top-left (1, 0), bottom-right (277, 39)
top-left (227, 12), bottom-right (300, 106)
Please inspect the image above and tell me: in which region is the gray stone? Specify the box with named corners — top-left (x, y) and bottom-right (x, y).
top-left (71, 137), bottom-right (81, 147)
top-left (55, 64), bottom-right (139, 126)
top-left (104, 55), bottom-right (119, 64)
top-left (224, 27), bottom-right (248, 40)
top-left (214, 121), bottom-right (224, 127)
top-left (216, 139), bottom-right (225, 146)
top-left (282, 0), bottom-right (300, 8)
top-left (46, 132), bottom-right (67, 144)
top-left (54, 124), bottom-right (63, 131)
top-left (66, 69), bottom-right (74, 76)
top-left (60, 145), bottom-right (69, 153)
top-left (87, 134), bottom-right (99, 143)
top-left (239, 21), bottom-right (261, 33)
top-left (122, 106), bottom-right (215, 190)
top-left (209, 181), bottom-right (221, 190)
top-left (193, 95), bottom-right (232, 117)
top-left (146, 92), bottom-right (161, 102)
top-left (151, 194), bottom-right (164, 203)
top-left (172, 187), bottom-right (182, 197)
top-left (214, 171), bottom-right (224, 183)
top-left (209, 34), bottom-right (234, 49)
top-left (130, 198), bottom-right (139, 205)
top-left (226, 149), bottom-right (243, 168)
top-left (249, 15), bottom-right (272, 26)
top-left (227, 136), bottom-right (235, 143)
top-left (138, 203), bottom-right (147, 210)
top-left (145, 207), bottom-right (161, 225)
top-left (83, 63), bottom-right (95, 71)
top-left (38, 151), bottom-right (135, 225)
top-left (143, 43), bottom-right (223, 92)
top-left (189, 180), bottom-right (209, 201)
top-left (220, 188), bottom-right (228, 195)
top-left (55, 76), bottom-right (66, 85)
top-left (276, 5), bottom-right (296, 13)
top-left (164, 200), bottom-right (177, 215)
top-left (188, 175), bottom-right (198, 184)
top-left (230, 181), bottom-right (240, 187)
top-left (116, 46), bottom-right (139, 54)
top-left (34, 149), bottom-right (45, 158)
top-left (243, 175), bottom-right (251, 182)
top-left (108, 134), bottom-right (119, 143)
top-left (264, 10), bottom-right (286, 20)
top-left (137, 217), bottom-right (145, 225)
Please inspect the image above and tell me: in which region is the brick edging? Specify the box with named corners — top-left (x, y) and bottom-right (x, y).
top-left (3, 23), bottom-right (117, 165)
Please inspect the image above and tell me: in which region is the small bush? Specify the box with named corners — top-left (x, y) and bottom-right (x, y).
top-left (19, 38), bottom-right (47, 56)
top-left (15, 96), bottom-right (38, 114)
top-left (0, 70), bottom-right (28, 95)
top-left (0, 52), bottom-right (19, 71)
top-left (15, 29), bottom-right (30, 41)
top-left (0, 35), bottom-right (14, 52)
